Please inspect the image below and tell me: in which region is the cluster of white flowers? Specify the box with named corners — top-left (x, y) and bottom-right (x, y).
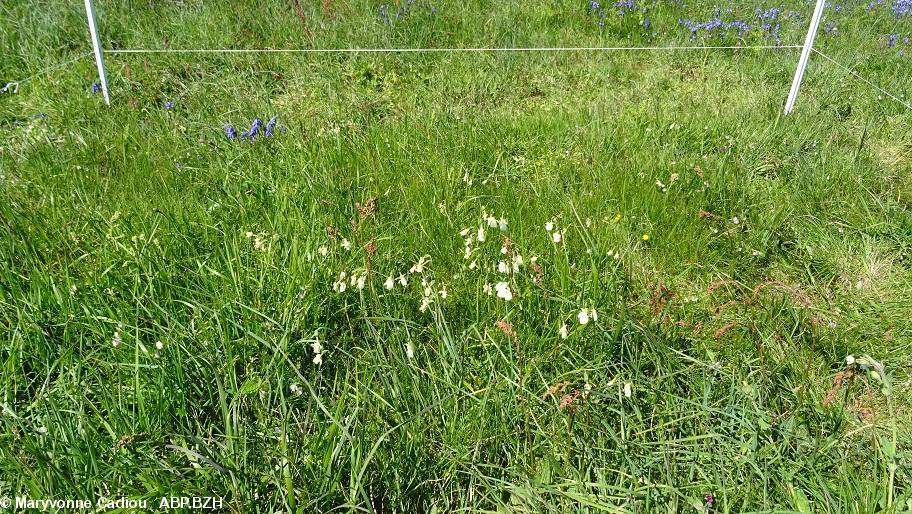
top-left (545, 219), bottom-right (564, 243)
top-left (111, 331), bottom-right (122, 347)
top-left (332, 271), bottom-right (367, 293)
top-left (290, 383), bottom-right (303, 396)
top-left (497, 245), bottom-right (524, 275)
top-left (577, 307), bottom-right (598, 325)
top-left (461, 210), bottom-right (508, 263)
top-left (494, 281), bottom-right (513, 301)
top-left (311, 332), bottom-right (323, 365)
top-left (244, 231), bottom-right (278, 251)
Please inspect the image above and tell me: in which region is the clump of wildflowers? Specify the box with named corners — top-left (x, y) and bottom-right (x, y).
top-left (224, 115), bottom-right (284, 141)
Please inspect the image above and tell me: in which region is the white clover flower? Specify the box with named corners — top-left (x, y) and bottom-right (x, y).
top-left (552, 231), bottom-right (562, 243)
top-left (494, 281), bottom-right (513, 301)
top-left (732, 217), bottom-right (740, 225)
top-left (112, 331), bottom-right (122, 347)
top-left (341, 238), bottom-right (352, 250)
top-left (623, 382), bottom-right (632, 398)
top-left (846, 354), bottom-right (856, 365)
top-left (559, 323), bottom-right (569, 339)
top-left (405, 343), bottom-right (414, 359)
top-left (545, 221), bottom-right (554, 232)
top-left (155, 340), bottom-right (163, 350)
top-left (290, 383), bottom-right (303, 396)
top-left (384, 276), bottom-right (395, 290)
top-left (318, 246), bottom-right (329, 256)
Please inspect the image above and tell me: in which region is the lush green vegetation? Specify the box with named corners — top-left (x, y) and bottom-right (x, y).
top-left (2, 0), bottom-right (911, 511)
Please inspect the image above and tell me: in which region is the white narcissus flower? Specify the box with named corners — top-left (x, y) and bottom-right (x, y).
top-left (311, 338), bottom-right (323, 365)
top-left (499, 218), bottom-right (508, 231)
top-left (545, 221), bottom-right (554, 232)
top-left (482, 282), bottom-right (493, 295)
top-left (405, 343), bottom-right (414, 359)
top-left (155, 340), bottom-right (163, 350)
top-left (410, 255), bottom-right (429, 274)
top-left (498, 261), bottom-right (509, 273)
top-left (552, 231), bottom-right (562, 243)
top-left (623, 382), bottom-right (632, 398)
top-left (356, 275), bottom-right (366, 290)
top-left (559, 323), bottom-right (569, 339)
top-left (578, 309), bottom-right (590, 325)
top-left (341, 238), bottom-right (352, 250)
top-left (384, 276), bottom-right (395, 290)
top-left (494, 282), bottom-right (513, 301)
top-left (477, 225), bottom-right (486, 242)
top-left (398, 274), bottom-right (408, 287)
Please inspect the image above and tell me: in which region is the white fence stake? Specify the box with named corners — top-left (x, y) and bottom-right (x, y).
top-left (84, 0), bottom-right (110, 105)
top-left (784, 0), bottom-right (827, 113)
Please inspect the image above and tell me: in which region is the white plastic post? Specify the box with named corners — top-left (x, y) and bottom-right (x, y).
top-left (784, 0), bottom-right (827, 113)
top-left (84, 0), bottom-right (110, 105)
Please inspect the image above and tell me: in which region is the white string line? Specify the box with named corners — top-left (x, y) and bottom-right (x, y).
top-left (105, 44), bottom-right (801, 55)
top-left (2, 52), bottom-right (93, 94)
top-left (812, 48), bottom-right (912, 111)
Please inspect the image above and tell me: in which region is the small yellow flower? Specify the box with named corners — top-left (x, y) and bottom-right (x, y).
top-left (614, 213), bottom-right (622, 222)
top-left (642, 234), bottom-right (650, 241)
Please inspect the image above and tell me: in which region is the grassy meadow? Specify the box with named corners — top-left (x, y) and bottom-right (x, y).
top-left (2, 0), bottom-right (912, 512)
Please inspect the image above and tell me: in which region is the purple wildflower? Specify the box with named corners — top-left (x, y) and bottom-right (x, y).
top-left (644, 19), bottom-right (651, 29)
top-left (225, 126), bottom-right (237, 139)
top-left (247, 117), bottom-right (263, 141)
top-left (888, 33), bottom-right (898, 47)
top-left (265, 116), bottom-right (278, 138)
top-left (90, 83), bottom-right (100, 95)
top-left (164, 100), bottom-right (174, 110)
top-left (705, 494), bottom-right (715, 505)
